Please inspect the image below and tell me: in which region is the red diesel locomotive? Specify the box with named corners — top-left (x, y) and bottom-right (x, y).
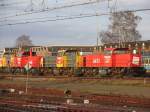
top-left (0, 47), bottom-right (145, 76)
top-left (80, 48), bottom-right (144, 76)
top-left (9, 50), bottom-right (42, 73)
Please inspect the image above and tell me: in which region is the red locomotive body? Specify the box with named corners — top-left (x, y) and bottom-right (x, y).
top-left (112, 53), bottom-right (141, 67)
top-left (84, 54), bottom-right (104, 67)
top-left (84, 48), bottom-right (141, 68)
top-left (14, 50), bottom-right (42, 68)
top-left (81, 48), bottom-right (144, 75)
top-left (108, 48), bottom-right (141, 67)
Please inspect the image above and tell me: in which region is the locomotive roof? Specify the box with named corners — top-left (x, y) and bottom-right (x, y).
top-left (65, 50), bottom-right (79, 52)
top-left (58, 49), bottom-right (79, 53)
top-left (105, 48), bottom-right (129, 51)
top-left (114, 48), bottom-right (129, 50)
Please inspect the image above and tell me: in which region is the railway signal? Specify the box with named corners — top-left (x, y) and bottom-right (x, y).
top-left (24, 62), bottom-right (32, 94)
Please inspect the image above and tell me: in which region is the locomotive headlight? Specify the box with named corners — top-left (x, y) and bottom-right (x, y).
top-left (133, 50), bottom-right (137, 54)
top-left (80, 52), bottom-right (83, 55)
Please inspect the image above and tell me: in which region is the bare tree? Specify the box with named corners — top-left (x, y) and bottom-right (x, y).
top-left (100, 11), bottom-right (142, 46)
top-left (15, 35), bottom-right (33, 47)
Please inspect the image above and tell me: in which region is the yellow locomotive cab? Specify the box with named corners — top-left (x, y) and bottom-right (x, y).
top-left (56, 50), bottom-right (82, 68)
top-left (2, 56), bottom-right (7, 67)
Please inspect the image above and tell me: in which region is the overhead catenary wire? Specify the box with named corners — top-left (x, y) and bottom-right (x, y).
top-left (125, 8), bottom-right (150, 12)
top-left (0, 13), bottom-right (109, 27)
top-left (0, 13), bottom-right (98, 23)
top-left (0, 0), bottom-right (104, 20)
top-left (0, 8), bottom-right (150, 27)
top-left (0, 1), bottom-right (27, 7)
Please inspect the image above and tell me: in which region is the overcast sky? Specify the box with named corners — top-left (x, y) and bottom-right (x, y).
top-left (0, 0), bottom-right (150, 48)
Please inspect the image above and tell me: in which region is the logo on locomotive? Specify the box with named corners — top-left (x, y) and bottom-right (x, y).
top-left (17, 57), bottom-right (21, 65)
top-left (93, 58), bottom-right (100, 64)
top-left (132, 56), bottom-right (140, 65)
top-left (104, 56), bottom-right (111, 63)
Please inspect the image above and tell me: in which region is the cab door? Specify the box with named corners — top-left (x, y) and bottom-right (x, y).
top-left (103, 48), bottom-right (113, 67)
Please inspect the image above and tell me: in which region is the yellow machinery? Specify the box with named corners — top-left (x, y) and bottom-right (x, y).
top-left (56, 50), bottom-right (82, 68)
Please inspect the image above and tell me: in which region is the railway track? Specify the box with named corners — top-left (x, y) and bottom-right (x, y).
top-left (0, 75), bottom-right (150, 111)
top-left (0, 89), bottom-right (150, 108)
top-left (0, 94), bottom-right (149, 112)
top-left (0, 74), bottom-right (150, 81)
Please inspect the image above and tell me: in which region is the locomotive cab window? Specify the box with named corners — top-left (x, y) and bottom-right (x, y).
top-left (104, 50), bottom-right (112, 55)
top-left (18, 51), bottom-right (37, 57)
top-left (65, 52), bottom-right (76, 56)
top-left (113, 48), bottom-right (130, 54)
top-left (64, 50), bottom-right (78, 56)
top-left (57, 50), bottom-right (65, 57)
top-left (22, 52), bottom-right (36, 56)
top-left (32, 52), bottom-right (36, 56)
top-left (142, 51), bottom-right (150, 56)
top-left (148, 59), bottom-right (150, 64)
top-left (144, 59), bottom-right (148, 64)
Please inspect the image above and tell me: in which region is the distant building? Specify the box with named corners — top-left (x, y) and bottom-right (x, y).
top-left (97, 40), bottom-right (150, 52)
top-left (3, 48), bottom-right (18, 55)
top-left (1, 40), bottom-right (149, 56)
top-left (47, 46), bottom-right (94, 56)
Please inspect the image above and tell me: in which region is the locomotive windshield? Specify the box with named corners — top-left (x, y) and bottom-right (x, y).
top-left (104, 48), bottom-right (130, 55)
top-left (57, 50), bottom-right (65, 56)
top-left (65, 50), bottom-right (80, 57)
top-left (17, 51), bottom-right (36, 57)
top-left (142, 51), bottom-right (150, 56)
top-left (65, 52), bottom-right (76, 56)
top-left (104, 50), bottom-right (112, 55)
top-left (114, 48), bottom-right (130, 54)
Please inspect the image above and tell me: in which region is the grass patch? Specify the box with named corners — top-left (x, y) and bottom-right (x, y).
top-left (0, 78), bottom-right (150, 98)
